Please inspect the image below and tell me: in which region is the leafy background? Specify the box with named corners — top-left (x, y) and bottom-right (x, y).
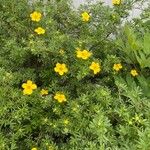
top-left (0, 0), bottom-right (150, 150)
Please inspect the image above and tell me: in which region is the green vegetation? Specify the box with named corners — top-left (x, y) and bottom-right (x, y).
top-left (0, 0), bottom-right (150, 149)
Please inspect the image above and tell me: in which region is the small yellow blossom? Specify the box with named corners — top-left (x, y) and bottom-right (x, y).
top-left (43, 118), bottom-right (48, 123)
top-left (22, 80), bottom-right (37, 95)
top-left (89, 62), bottom-right (101, 75)
top-left (54, 93), bottom-right (67, 103)
top-left (128, 120), bottom-right (133, 125)
top-left (64, 119), bottom-right (69, 125)
top-left (72, 107), bottom-right (77, 112)
top-left (53, 124), bottom-right (57, 128)
top-left (81, 12), bottom-right (90, 22)
top-left (76, 47), bottom-right (81, 51)
top-left (76, 49), bottom-right (92, 60)
top-left (48, 146), bottom-right (54, 150)
top-left (113, 63), bottom-right (123, 71)
top-left (31, 148), bottom-right (37, 150)
top-left (130, 69), bottom-right (138, 77)
top-left (34, 27), bottom-right (45, 35)
top-left (40, 89), bottom-right (48, 96)
top-left (133, 114), bottom-right (142, 123)
top-left (59, 49), bottom-right (65, 55)
top-left (112, 14), bottom-right (116, 19)
top-left (112, 0), bottom-right (121, 5)
top-left (63, 127), bottom-right (69, 133)
top-left (54, 63), bottom-right (68, 76)
top-left (30, 11), bottom-right (42, 22)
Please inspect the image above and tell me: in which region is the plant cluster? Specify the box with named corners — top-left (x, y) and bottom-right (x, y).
top-left (0, 0), bottom-right (150, 149)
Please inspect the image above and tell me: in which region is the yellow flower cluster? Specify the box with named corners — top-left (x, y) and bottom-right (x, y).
top-left (22, 80), bottom-right (67, 103)
top-left (75, 48), bottom-right (101, 74)
top-left (25, 11), bottom-right (139, 105)
top-left (113, 63), bottom-right (138, 77)
top-left (22, 81), bottom-right (49, 96)
top-left (30, 11), bottom-right (45, 34)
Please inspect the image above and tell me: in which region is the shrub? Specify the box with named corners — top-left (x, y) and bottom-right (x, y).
top-left (0, 0), bottom-right (150, 149)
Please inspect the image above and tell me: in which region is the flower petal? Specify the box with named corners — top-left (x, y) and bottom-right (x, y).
top-left (23, 89), bottom-right (33, 95)
top-left (27, 80), bottom-right (33, 85)
top-left (22, 83), bottom-right (27, 89)
top-left (32, 84), bottom-right (37, 90)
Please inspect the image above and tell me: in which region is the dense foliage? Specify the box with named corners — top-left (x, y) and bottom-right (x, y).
top-left (0, 0), bottom-right (150, 149)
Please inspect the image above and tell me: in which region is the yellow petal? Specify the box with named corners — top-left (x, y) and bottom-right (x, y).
top-left (64, 67), bottom-right (68, 73)
top-left (27, 80), bottom-right (33, 85)
top-left (59, 71), bottom-right (64, 76)
top-left (31, 84), bottom-right (37, 90)
top-left (40, 89), bottom-right (48, 96)
top-left (56, 63), bottom-right (61, 67)
top-left (31, 148), bottom-right (38, 150)
top-left (23, 89), bottom-right (33, 95)
top-left (22, 83), bottom-right (27, 89)
top-left (62, 64), bottom-right (68, 72)
top-left (76, 50), bottom-right (82, 58)
top-left (54, 94), bottom-right (58, 100)
top-left (54, 67), bottom-right (58, 72)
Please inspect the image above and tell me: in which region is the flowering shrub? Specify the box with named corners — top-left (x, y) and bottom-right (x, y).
top-left (0, 0), bottom-right (150, 149)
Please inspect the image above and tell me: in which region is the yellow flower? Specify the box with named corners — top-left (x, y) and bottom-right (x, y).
top-left (34, 27), bottom-right (45, 35)
top-left (112, 0), bottom-right (121, 5)
top-left (54, 63), bottom-right (68, 76)
top-left (54, 93), bottom-right (67, 103)
top-left (22, 80), bottom-right (37, 95)
top-left (113, 63), bottom-right (123, 71)
top-left (31, 147), bottom-right (37, 150)
top-left (89, 62), bottom-right (101, 74)
top-left (76, 49), bottom-right (92, 60)
top-left (40, 89), bottom-right (48, 96)
top-left (81, 12), bottom-right (90, 22)
top-left (30, 11), bottom-right (42, 22)
top-left (130, 69), bottom-right (138, 77)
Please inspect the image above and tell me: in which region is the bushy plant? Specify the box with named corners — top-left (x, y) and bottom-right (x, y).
top-left (0, 0), bottom-right (150, 149)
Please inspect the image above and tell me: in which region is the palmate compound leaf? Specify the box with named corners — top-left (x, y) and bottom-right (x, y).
top-left (134, 33), bottom-right (150, 68)
top-left (144, 33), bottom-right (150, 55)
top-left (116, 25), bottom-right (139, 63)
top-left (134, 50), bottom-right (150, 68)
top-left (137, 75), bottom-right (150, 98)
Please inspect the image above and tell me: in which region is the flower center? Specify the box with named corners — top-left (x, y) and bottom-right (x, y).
top-left (93, 65), bottom-right (98, 70)
top-left (26, 85), bottom-right (32, 90)
top-left (59, 66), bottom-right (64, 71)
